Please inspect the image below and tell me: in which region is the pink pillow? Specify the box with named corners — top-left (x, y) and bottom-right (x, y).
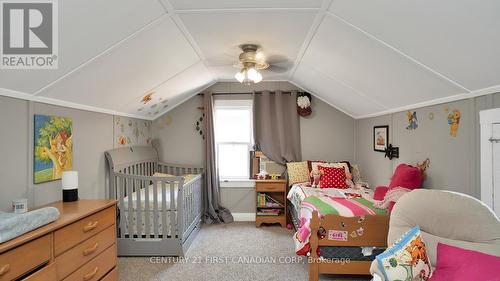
top-left (430, 243), bottom-right (500, 281)
top-left (389, 164), bottom-right (422, 190)
top-left (373, 186), bottom-right (389, 201)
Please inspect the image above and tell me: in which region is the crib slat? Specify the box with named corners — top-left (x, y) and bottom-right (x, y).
top-left (153, 180), bottom-right (159, 238)
top-left (136, 178), bottom-right (143, 238)
top-left (132, 166), bottom-right (136, 192)
top-left (126, 177), bottom-right (133, 239)
top-left (118, 176), bottom-right (125, 238)
top-left (168, 181), bottom-right (174, 238)
top-left (162, 181), bottom-right (168, 237)
top-left (186, 185), bottom-right (190, 231)
top-left (187, 183), bottom-right (191, 230)
top-left (144, 177), bottom-right (151, 238)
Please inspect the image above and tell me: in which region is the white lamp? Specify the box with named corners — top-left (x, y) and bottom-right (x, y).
top-left (62, 171), bottom-right (79, 202)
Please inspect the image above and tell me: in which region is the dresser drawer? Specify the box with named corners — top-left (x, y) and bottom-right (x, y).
top-left (62, 245), bottom-right (116, 281)
top-left (256, 182), bottom-right (285, 192)
top-left (0, 234), bottom-right (51, 281)
top-left (54, 207), bottom-right (115, 256)
top-left (21, 262), bottom-right (56, 281)
top-left (99, 267), bottom-right (117, 281)
top-left (56, 226), bottom-right (115, 280)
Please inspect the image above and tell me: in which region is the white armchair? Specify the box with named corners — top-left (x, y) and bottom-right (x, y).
top-left (370, 189), bottom-right (500, 280)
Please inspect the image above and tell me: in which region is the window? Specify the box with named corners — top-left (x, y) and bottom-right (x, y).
top-left (214, 99), bottom-right (253, 180)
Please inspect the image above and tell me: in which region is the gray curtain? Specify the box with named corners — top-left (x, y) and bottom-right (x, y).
top-left (253, 90), bottom-right (301, 165)
top-left (203, 92), bottom-right (234, 224)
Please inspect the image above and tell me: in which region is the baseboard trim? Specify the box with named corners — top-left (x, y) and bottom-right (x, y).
top-left (232, 213), bottom-right (255, 221)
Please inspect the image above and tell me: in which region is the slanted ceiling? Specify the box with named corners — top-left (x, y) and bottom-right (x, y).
top-left (1, 0), bottom-right (499, 120)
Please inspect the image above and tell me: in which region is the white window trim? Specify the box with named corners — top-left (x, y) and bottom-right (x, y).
top-left (214, 98), bottom-right (254, 181)
top-left (219, 179), bottom-right (256, 188)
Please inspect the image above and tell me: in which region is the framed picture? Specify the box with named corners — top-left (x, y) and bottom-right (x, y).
top-left (373, 125), bottom-right (389, 152)
top-left (34, 115), bottom-right (73, 184)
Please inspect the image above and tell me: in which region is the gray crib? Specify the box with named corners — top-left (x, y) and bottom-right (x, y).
top-left (105, 146), bottom-right (204, 256)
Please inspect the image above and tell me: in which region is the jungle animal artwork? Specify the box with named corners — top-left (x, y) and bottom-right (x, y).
top-left (406, 111), bottom-right (418, 130)
top-left (34, 115), bottom-right (73, 184)
top-left (447, 109), bottom-right (461, 137)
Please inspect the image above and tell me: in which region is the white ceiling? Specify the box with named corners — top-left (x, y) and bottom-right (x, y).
top-left (0, 0), bottom-right (499, 120)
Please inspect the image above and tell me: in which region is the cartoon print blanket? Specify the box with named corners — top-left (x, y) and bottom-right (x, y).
top-left (293, 194), bottom-right (387, 256)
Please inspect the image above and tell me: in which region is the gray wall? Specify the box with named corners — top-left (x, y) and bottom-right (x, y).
top-left (300, 96), bottom-right (355, 162)
top-left (152, 81), bottom-right (356, 213)
top-left (0, 96), bottom-right (29, 212)
top-left (355, 93), bottom-right (500, 198)
top-left (153, 95), bottom-right (205, 166)
top-left (0, 96), bottom-right (150, 211)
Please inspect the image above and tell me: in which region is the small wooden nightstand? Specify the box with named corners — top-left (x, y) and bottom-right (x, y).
top-left (255, 179), bottom-right (287, 228)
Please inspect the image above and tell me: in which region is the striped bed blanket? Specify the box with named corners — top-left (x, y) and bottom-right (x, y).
top-left (294, 193), bottom-right (387, 256)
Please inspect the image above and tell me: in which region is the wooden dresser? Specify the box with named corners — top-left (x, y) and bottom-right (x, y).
top-left (0, 200), bottom-right (117, 281)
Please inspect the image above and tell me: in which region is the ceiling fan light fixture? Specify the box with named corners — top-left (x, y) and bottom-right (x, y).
top-left (234, 67), bottom-right (263, 84)
top-left (235, 70), bottom-right (245, 83)
top-left (254, 71), bottom-right (262, 83)
top-left (247, 67), bottom-right (258, 81)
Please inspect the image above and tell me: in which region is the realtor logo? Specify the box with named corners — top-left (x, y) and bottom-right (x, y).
top-left (1, 0), bottom-right (58, 69)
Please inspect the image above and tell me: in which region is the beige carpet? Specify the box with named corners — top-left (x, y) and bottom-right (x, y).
top-left (119, 222), bottom-right (371, 281)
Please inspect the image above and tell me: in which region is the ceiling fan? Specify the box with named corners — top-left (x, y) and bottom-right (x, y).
top-left (232, 44), bottom-right (291, 84)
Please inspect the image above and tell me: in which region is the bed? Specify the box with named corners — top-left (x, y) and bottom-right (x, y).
top-left (287, 183), bottom-right (389, 280)
top-left (105, 146), bottom-right (204, 256)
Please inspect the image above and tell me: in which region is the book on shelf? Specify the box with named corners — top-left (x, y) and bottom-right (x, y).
top-left (256, 193), bottom-right (284, 208)
top-left (256, 208), bottom-right (281, 216)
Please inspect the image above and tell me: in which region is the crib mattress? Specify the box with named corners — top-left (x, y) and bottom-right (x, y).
top-left (122, 174), bottom-right (198, 211)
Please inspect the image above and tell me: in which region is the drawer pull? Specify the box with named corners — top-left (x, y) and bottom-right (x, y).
top-left (83, 243), bottom-right (99, 256)
top-left (83, 267), bottom-right (99, 281)
top-left (83, 221), bottom-right (99, 232)
top-left (0, 264), bottom-right (10, 276)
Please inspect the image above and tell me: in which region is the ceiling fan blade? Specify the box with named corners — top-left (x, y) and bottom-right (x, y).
top-left (266, 55), bottom-right (290, 65)
top-left (265, 64), bottom-right (292, 73)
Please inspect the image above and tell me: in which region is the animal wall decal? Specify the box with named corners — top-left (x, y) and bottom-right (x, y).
top-left (406, 111), bottom-right (418, 130)
top-left (141, 92), bottom-right (154, 104)
top-left (447, 109), bottom-right (461, 137)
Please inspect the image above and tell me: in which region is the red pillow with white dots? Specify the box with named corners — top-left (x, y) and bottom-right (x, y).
top-left (319, 166), bottom-right (347, 188)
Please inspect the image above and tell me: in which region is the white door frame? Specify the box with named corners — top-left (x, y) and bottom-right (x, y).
top-left (480, 108), bottom-right (500, 210)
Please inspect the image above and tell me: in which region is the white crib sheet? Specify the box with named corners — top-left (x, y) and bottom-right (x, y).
top-left (122, 174), bottom-right (198, 211)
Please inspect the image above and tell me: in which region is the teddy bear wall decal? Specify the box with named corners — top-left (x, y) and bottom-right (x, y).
top-left (447, 109), bottom-right (461, 137)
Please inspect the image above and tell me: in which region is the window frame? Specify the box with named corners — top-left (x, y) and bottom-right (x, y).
top-left (214, 99), bottom-right (253, 180)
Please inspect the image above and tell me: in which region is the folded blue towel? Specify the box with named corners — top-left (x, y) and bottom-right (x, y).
top-left (0, 207), bottom-right (60, 243)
